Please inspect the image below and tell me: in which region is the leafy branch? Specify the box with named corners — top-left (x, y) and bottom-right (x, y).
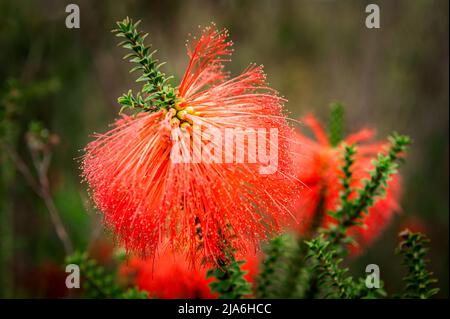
top-left (305, 235), bottom-right (386, 299)
top-left (328, 102), bottom-right (344, 146)
top-left (256, 236), bottom-right (292, 298)
top-left (113, 17), bottom-right (177, 114)
top-left (328, 144), bottom-right (356, 223)
top-left (305, 235), bottom-right (356, 298)
top-left (66, 252), bottom-right (149, 299)
top-left (207, 255), bottom-right (252, 299)
top-left (397, 229), bottom-right (439, 299)
top-left (327, 133), bottom-right (411, 246)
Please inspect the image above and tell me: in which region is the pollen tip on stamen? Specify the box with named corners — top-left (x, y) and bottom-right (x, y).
top-left (168, 107), bottom-right (177, 116)
top-left (175, 98), bottom-right (186, 110)
top-left (180, 122), bottom-right (191, 130)
top-left (185, 106), bottom-right (195, 114)
top-left (171, 117), bottom-right (180, 128)
top-left (176, 110), bottom-right (188, 120)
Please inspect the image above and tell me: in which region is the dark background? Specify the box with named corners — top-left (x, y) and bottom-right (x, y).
top-left (0, 0), bottom-right (448, 298)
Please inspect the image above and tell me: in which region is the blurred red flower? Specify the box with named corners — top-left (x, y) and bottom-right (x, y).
top-left (120, 251), bottom-right (259, 299)
top-left (292, 115), bottom-right (402, 253)
top-left (82, 25), bottom-right (299, 265)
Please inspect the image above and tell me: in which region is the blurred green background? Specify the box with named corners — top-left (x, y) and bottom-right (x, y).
top-left (0, 0), bottom-right (448, 298)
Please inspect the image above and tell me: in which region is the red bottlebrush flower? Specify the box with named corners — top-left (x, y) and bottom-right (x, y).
top-left (119, 251), bottom-right (259, 299)
top-left (292, 114), bottom-right (402, 252)
top-left (120, 252), bottom-right (216, 299)
top-left (82, 25), bottom-right (299, 264)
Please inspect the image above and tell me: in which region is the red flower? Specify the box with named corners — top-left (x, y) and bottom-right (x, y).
top-left (292, 115), bottom-right (402, 252)
top-left (119, 251), bottom-right (260, 299)
top-left (120, 252), bottom-right (215, 299)
top-left (82, 25), bottom-right (299, 264)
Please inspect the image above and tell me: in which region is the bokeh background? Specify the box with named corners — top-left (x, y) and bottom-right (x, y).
top-left (0, 0), bottom-right (448, 298)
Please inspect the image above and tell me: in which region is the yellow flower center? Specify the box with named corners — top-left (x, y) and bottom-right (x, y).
top-left (170, 98), bottom-right (194, 129)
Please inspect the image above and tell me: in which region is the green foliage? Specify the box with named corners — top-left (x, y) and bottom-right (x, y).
top-left (256, 235), bottom-right (291, 298)
top-left (339, 144), bottom-right (356, 203)
top-left (253, 105), bottom-right (417, 299)
top-left (281, 236), bottom-right (317, 299)
top-left (121, 287), bottom-right (150, 299)
top-left (65, 252), bottom-right (148, 299)
top-left (305, 235), bottom-right (355, 298)
top-left (270, 106), bottom-right (416, 299)
top-left (113, 17), bottom-right (177, 114)
top-left (299, 132), bottom-right (412, 299)
top-left (257, 235), bottom-right (313, 299)
top-left (348, 133), bottom-right (410, 223)
top-left (397, 230), bottom-right (439, 299)
top-left (66, 252), bottom-right (121, 298)
top-left (117, 89), bottom-right (158, 115)
top-left (328, 102), bottom-right (344, 146)
top-left (207, 256), bottom-right (252, 299)
top-left (305, 236), bottom-right (386, 299)
top-left (327, 133), bottom-right (411, 246)
top-left (328, 144), bottom-right (356, 223)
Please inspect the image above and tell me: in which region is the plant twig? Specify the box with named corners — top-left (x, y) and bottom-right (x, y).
top-left (1, 140), bottom-right (73, 255)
